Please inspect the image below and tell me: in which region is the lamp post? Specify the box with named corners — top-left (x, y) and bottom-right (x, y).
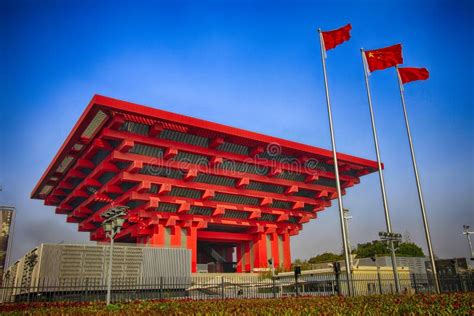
top-left (378, 231), bottom-right (402, 293)
top-left (462, 225), bottom-right (473, 260)
top-left (343, 208), bottom-right (353, 272)
top-left (101, 206), bottom-right (128, 305)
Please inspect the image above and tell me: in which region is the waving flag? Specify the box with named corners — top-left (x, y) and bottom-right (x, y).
top-left (398, 67), bottom-right (429, 84)
top-left (317, 23), bottom-right (354, 293)
top-left (321, 24), bottom-right (352, 51)
top-left (394, 63), bottom-right (440, 292)
top-left (364, 44), bottom-right (403, 72)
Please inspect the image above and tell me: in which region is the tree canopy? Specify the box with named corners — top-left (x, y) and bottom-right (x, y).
top-left (354, 240), bottom-right (425, 258)
top-left (300, 241), bottom-right (425, 266)
top-left (395, 242), bottom-right (425, 257)
top-left (308, 252), bottom-right (344, 264)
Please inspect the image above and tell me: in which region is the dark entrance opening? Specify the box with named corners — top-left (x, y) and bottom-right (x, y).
top-left (197, 241), bottom-right (237, 273)
top-left (197, 224), bottom-right (252, 273)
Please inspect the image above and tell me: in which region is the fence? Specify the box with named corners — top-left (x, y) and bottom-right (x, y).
top-left (1, 272), bottom-right (473, 303)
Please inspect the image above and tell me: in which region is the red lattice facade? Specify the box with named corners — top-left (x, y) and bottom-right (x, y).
top-left (32, 95), bottom-right (378, 273)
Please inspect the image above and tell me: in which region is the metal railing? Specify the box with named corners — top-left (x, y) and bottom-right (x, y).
top-left (1, 272), bottom-right (472, 303)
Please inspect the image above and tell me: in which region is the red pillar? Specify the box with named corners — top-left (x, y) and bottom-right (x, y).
top-left (170, 225), bottom-right (181, 247)
top-left (149, 224), bottom-right (165, 246)
top-left (236, 242), bottom-right (243, 273)
top-left (282, 233), bottom-right (291, 270)
top-left (271, 232), bottom-right (280, 268)
top-left (253, 233), bottom-right (267, 269)
top-left (244, 241), bottom-right (251, 272)
top-left (186, 227), bottom-right (197, 273)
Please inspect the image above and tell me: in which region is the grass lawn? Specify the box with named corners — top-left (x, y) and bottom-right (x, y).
top-left (0, 293), bottom-right (472, 315)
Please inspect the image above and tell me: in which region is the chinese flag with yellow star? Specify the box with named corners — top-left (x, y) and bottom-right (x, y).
top-left (322, 24), bottom-right (352, 50)
top-left (398, 67), bottom-right (429, 84)
top-left (364, 44), bottom-right (403, 72)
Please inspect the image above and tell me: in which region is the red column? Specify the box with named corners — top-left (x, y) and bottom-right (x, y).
top-left (253, 233), bottom-right (267, 269)
top-left (271, 232), bottom-right (280, 268)
top-left (170, 225), bottom-right (181, 247)
top-left (282, 233), bottom-right (291, 270)
top-left (186, 227), bottom-right (197, 273)
top-left (244, 241), bottom-right (251, 272)
top-left (149, 224), bottom-right (165, 246)
top-left (236, 242), bottom-right (243, 273)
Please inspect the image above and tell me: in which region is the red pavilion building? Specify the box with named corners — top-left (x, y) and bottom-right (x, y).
top-left (32, 95), bottom-right (378, 273)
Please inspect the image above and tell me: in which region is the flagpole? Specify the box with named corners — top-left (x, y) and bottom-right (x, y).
top-left (318, 29), bottom-right (353, 296)
top-left (360, 49), bottom-right (401, 293)
top-left (395, 66), bottom-right (440, 294)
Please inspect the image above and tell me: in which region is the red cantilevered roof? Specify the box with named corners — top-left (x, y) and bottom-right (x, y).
top-left (32, 94), bottom-right (378, 200)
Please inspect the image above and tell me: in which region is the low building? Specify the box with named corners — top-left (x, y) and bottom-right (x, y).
top-left (356, 256), bottom-right (428, 275)
top-left (277, 265), bottom-right (412, 296)
top-left (424, 258), bottom-right (473, 292)
top-left (425, 258), bottom-right (470, 276)
top-left (2, 243), bottom-right (191, 302)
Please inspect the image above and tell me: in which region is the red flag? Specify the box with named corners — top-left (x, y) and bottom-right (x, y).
top-left (398, 67), bottom-right (429, 84)
top-left (322, 24), bottom-right (352, 51)
top-left (364, 44), bottom-right (403, 72)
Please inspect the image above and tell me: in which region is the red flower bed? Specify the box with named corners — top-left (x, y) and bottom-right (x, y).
top-left (0, 293), bottom-right (472, 315)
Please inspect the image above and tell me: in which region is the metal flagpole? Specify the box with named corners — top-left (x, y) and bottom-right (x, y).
top-left (395, 66), bottom-right (440, 294)
top-left (106, 234), bottom-right (114, 305)
top-left (318, 29), bottom-right (353, 296)
top-left (360, 49), bottom-right (401, 293)
top-left (463, 225), bottom-right (473, 259)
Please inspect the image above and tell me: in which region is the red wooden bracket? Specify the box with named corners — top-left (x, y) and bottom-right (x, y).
top-left (117, 139), bottom-right (134, 153)
top-left (202, 189), bottom-right (215, 200)
top-left (285, 185), bottom-right (298, 195)
top-left (164, 148), bottom-right (178, 160)
top-left (236, 178), bottom-right (249, 188)
top-left (305, 174), bottom-right (319, 183)
top-left (292, 201), bottom-right (304, 210)
top-left (260, 197), bottom-right (273, 207)
top-left (76, 159), bottom-right (95, 169)
top-left (268, 167), bottom-right (282, 177)
top-left (158, 184), bottom-right (171, 195)
top-left (212, 205), bottom-right (225, 216)
top-left (184, 169), bottom-right (198, 181)
top-left (250, 146), bottom-right (264, 156)
top-left (209, 137), bottom-right (224, 149)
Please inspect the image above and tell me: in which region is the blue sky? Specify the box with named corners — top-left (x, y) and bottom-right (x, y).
top-left (1, 0), bottom-right (472, 263)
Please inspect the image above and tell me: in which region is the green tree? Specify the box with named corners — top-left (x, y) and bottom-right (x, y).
top-left (308, 252), bottom-right (343, 264)
top-left (355, 240), bottom-right (390, 258)
top-left (355, 240), bottom-right (425, 258)
top-left (396, 242), bottom-right (425, 257)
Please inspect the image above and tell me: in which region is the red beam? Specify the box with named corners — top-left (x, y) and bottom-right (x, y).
top-left (197, 231), bottom-right (253, 242)
top-left (121, 172), bottom-right (322, 208)
top-left (111, 151), bottom-right (343, 194)
top-left (101, 128), bottom-right (360, 184)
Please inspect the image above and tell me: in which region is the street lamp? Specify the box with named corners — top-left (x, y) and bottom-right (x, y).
top-left (378, 231), bottom-right (402, 293)
top-left (101, 206), bottom-right (128, 305)
top-left (378, 231), bottom-right (402, 243)
top-left (343, 208), bottom-right (353, 272)
top-left (462, 225), bottom-right (473, 260)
